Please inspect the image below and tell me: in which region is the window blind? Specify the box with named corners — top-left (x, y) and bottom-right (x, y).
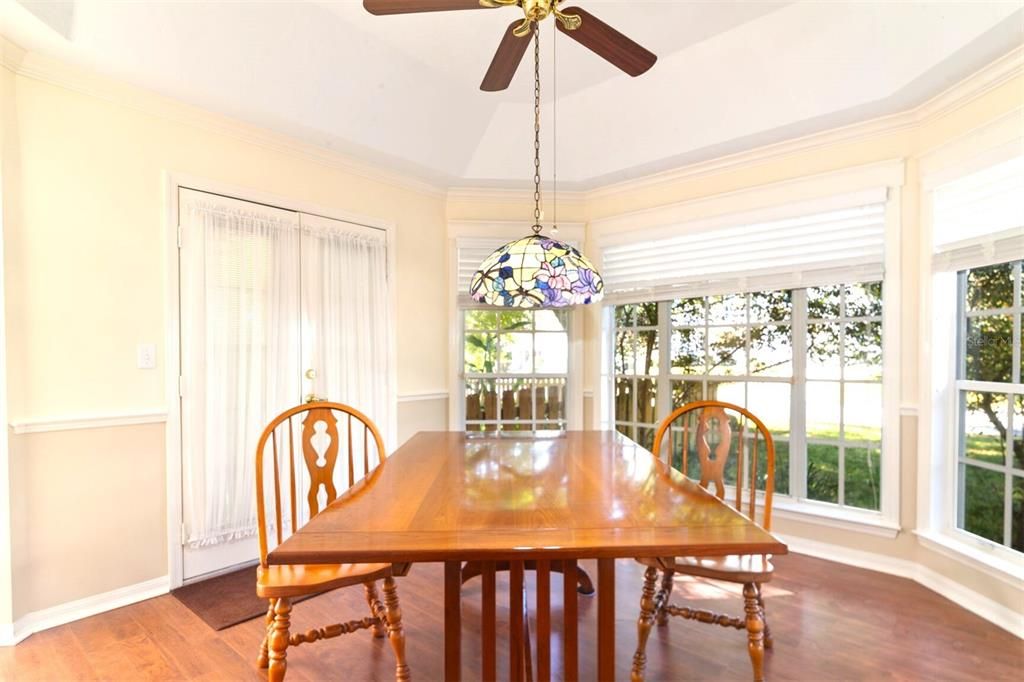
top-left (456, 237), bottom-right (509, 302)
top-left (931, 155), bottom-right (1024, 272)
top-left (600, 189), bottom-right (888, 302)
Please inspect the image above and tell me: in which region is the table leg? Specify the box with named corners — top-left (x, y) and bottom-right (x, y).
top-left (510, 561), bottom-right (525, 682)
top-left (597, 558), bottom-right (616, 681)
top-left (562, 559), bottom-right (578, 681)
top-left (444, 561), bottom-right (462, 682)
top-left (482, 561), bottom-right (497, 682)
top-left (536, 560), bottom-right (551, 682)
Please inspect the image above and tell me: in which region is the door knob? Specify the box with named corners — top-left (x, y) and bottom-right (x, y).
top-left (305, 368), bottom-right (316, 380)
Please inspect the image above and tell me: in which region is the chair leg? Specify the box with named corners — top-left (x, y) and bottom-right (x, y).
top-left (382, 575), bottom-right (411, 681)
top-left (756, 584), bottom-right (773, 650)
top-left (256, 599), bottom-right (274, 668)
top-left (743, 583), bottom-right (766, 682)
top-left (630, 566), bottom-right (659, 682)
top-left (268, 597), bottom-right (292, 682)
top-left (365, 581), bottom-right (388, 638)
top-left (655, 568), bottom-right (674, 626)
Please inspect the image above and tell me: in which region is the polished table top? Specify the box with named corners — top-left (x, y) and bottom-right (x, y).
top-left (268, 430), bottom-right (787, 566)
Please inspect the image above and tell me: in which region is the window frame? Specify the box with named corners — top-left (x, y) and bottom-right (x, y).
top-left (460, 307), bottom-right (573, 432)
top-left (608, 282), bottom-right (888, 516)
top-left (952, 260), bottom-right (1023, 553)
top-left (597, 183), bottom-right (902, 534)
top-left (447, 224), bottom-right (588, 433)
top-left (918, 123), bottom-right (1024, 581)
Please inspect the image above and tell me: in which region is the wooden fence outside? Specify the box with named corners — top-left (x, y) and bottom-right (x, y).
top-left (465, 377), bottom-right (566, 429)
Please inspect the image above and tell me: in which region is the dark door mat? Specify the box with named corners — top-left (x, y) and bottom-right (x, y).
top-left (171, 565), bottom-right (321, 631)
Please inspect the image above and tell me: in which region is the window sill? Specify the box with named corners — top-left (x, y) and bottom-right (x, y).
top-left (914, 529), bottom-right (1024, 585)
top-left (771, 497), bottom-right (901, 539)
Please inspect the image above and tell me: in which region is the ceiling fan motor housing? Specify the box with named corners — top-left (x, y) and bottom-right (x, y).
top-left (523, 0), bottom-right (555, 22)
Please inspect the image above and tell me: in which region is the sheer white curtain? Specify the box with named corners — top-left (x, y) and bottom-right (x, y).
top-left (180, 191), bottom-right (301, 547)
top-left (300, 213), bottom-right (392, 487)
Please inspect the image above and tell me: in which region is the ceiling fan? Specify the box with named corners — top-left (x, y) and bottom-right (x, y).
top-left (362, 0), bottom-right (657, 91)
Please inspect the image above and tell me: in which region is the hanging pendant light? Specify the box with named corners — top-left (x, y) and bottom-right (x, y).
top-left (470, 23), bottom-right (603, 308)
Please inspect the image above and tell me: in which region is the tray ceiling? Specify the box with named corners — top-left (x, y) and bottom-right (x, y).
top-left (4, 0), bottom-right (1023, 189)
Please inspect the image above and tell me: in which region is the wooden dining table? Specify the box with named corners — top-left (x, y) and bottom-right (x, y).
top-left (268, 430), bottom-right (787, 681)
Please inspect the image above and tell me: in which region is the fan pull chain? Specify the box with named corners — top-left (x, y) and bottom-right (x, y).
top-left (552, 16), bottom-right (558, 235)
top-left (532, 22), bottom-right (542, 235)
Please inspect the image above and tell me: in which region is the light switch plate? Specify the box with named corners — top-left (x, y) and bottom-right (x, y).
top-left (137, 343), bottom-right (157, 369)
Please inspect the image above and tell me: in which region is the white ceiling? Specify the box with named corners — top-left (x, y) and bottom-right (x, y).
top-left (3, 0), bottom-right (1023, 189)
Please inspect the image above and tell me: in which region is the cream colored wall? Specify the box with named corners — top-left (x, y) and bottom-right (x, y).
top-left (3, 70), bottom-right (449, 618)
top-left (0, 59), bottom-right (15, 629)
top-left (396, 397), bottom-right (448, 446)
top-left (9, 424), bottom-right (166, 616)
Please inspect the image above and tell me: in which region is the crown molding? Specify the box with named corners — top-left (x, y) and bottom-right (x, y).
top-left (586, 46), bottom-right (1024, 203)
top-left (3, 37), bottom-right (1020, 206)
top-left (446, 187), bottom-right (588, 213)
top-left (913, 45), bottom-right (1024, 125)
top-left (0, 39), bottom-right (447, 200)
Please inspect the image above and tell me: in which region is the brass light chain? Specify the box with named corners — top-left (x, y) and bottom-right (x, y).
top-left (531, 21), bottom-right (542, 235)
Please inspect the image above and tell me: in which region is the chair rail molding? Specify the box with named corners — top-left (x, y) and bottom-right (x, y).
top-left (397, 391), bottom-right (449, 403)
top-left (9, 410), bottom-right (168, 435)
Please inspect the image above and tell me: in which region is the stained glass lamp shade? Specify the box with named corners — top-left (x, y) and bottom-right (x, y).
top-left (470, 234), bottom-right (604, 308)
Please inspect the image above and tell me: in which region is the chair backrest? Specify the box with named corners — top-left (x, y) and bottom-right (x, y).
top-left (652, 400), bottom-right (775, 530)
top-left (255, 401), bottom-right (387, 566)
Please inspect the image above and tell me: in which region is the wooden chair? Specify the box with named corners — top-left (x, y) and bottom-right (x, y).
top-left (254, 401), bottom-right (410, 682)
top-left (631, 400), bottom-right (777, 682)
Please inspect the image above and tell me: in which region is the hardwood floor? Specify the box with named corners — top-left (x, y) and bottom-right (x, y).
top-left (1, 554), bottom-right (1020, 681)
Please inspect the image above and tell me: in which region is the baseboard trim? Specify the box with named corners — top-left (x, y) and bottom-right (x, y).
top-left (779, 535), bottom-right (1023, 639)
top-left (0, 575), bottom-right (169, 646)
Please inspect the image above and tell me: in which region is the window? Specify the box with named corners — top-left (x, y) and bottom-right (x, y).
top-left (612, 280), bottom-right (884, 511)
top-left (613, 303), bottom-right (659, 449)
top-left (955, 259), bottom-right (1023, 552)
top-left (463, 309), bottom-right (569, 432)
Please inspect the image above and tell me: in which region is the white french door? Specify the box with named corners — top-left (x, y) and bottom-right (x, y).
top-left (177, 188), bottom-right (391, 581)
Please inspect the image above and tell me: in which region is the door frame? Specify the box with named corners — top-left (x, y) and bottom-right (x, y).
top-left (163, 171), bottom-right (398, 588)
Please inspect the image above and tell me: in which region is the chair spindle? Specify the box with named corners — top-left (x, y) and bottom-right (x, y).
top-left (736, 419), bottom-right (745, 512)
top-left (750, 428), bottom-right (759, 520)
top-left (272, 430), bottom-right (283, 546)
top-left (364, 423), bottom-right (370, 475)
top-left (288, 416), bottom-right (297, 534)
top-left (347, 414), bottom-right (355, 488)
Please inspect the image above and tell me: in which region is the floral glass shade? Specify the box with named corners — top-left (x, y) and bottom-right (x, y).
top-left (470, 234), bottom-right (604, 308)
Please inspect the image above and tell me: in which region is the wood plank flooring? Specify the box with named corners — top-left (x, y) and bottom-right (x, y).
top-left (1, 554), bottom-right (1020, 681)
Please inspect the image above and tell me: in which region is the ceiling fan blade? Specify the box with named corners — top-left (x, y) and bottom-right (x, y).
top-left (556, 6), bottom-right (657, 77)
top-left (481, 21), bottom-right (532, 92)
top-left (363, 0), bottom-right (490, 15)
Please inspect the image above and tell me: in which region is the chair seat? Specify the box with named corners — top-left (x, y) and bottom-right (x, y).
top-left (257, 562), bottom-right (391, 599)
top-left (640, 554), bottom-right (774, 583)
